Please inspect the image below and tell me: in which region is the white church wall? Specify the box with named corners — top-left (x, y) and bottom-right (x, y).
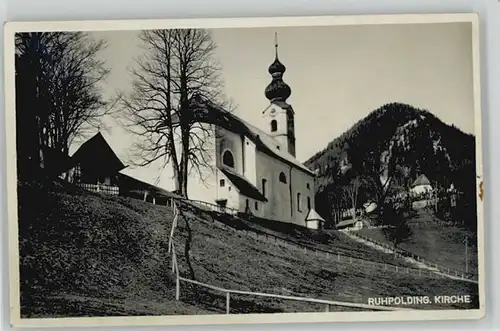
top-left (238, 195), bottom-right (266, 218)
top-left (243, 136), bottom-right (257, 186)
top-left (290, 166), bottom-right (315, 226)
top-left (255, 150), bottom-right (294, 223)
top-left (215, 168), bottom-right (241, 210)
top-left (214, 126), bottom-right (244, 175)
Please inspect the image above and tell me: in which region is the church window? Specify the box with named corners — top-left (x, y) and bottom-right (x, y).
top-left (279, 172), bottom-right (287, 183)
top-left (262, 178), bottom-right (267, 197)
top-left (307, 197), bottom-right (311, 210)
top-left (297, 192), bottom-right (302, 212)
top-left (220, 179), bottom-right (225, 187)
top-left (222, 150), bottom-right (235, 168)
top-left (255, 201), bottom-right (259, 210)
top-left (271, 120), bottom-right (278, 132)
top-left (307, 183), bottom-right (310, 189)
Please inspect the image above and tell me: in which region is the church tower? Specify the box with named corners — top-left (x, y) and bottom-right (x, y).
top-left (263, 33), bottom-right (296, 157)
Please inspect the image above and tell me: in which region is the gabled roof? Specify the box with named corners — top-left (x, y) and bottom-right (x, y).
top-left (306, 208), bottom-right (326, 222)
top-left (412, 174), bottom-right (431, 187)
top-left (220, 167), bottom-right (267, 202)
top-left (70, 132), bottom-right (126, 173)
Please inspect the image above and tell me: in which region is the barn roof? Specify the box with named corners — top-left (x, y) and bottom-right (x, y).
top-left (70, 132), bottom-right (126, 174)
top-left (220, 167), bottom-right (267, 202)
top-left (412, 174), bottom-right (431, 187)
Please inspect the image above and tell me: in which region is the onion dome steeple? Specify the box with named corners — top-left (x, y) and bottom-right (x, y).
top-left (265, 33), bottom-right (291, 102)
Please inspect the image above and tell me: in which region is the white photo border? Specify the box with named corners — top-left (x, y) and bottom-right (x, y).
top-left (3, 12), bottom-right (485, 328)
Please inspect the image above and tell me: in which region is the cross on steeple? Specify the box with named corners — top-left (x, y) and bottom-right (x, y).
top-left (274, 32), bottom-right (279, 58)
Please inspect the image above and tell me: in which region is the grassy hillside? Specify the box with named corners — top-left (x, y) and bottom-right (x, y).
top-left (18, 180), bottom-right (210, 317)
top-left (18, 181), bottom-right (479, 317)
top-left (357, 224), bottom-right (478, 275)
top-left (191, 206), bottom-right (415, 267)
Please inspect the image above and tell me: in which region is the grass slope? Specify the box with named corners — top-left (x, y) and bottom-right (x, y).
top-left (18, 181), bottom-right (479, 317)
top-left (191, 206), bottom-right (415, 267)
top-left (358, 224), bottom-right (478, 275)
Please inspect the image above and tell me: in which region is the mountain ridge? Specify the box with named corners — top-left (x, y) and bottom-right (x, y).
top-left (304, 102), bottom-right (476, 226)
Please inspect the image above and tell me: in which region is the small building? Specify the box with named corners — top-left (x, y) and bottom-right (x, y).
top-left (305, 208), bottom-right (326, 230)
top-left (363, 201), bottom-right (378, 214)
top-left (410, 174), bottom-right (433, 196)
top-left (64, 132), bottom-right (126, 195)
top-left (63, 132), bottom-right (178, 205)
top-left (336, 218), bottom-right (367, 231)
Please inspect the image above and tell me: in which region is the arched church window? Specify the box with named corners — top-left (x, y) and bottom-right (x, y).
top-left (262, 178), bottom-right (267, 197)
top-left (222, 150), bottom-right (235, 168)
top-left (307, 197), bottom-right (311, 210)
top-left (279, 172), bottom-right (287, 183)
top-left (271, 120), bottom-right (278, 132)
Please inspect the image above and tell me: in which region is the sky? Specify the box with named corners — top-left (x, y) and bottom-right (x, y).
top-left (74, 22), bottom-right (475, 201)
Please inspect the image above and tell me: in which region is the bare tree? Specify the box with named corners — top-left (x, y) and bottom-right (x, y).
top-left (342, 177), bottom-right (362, 221)
top-left (15, 32), bottom-right (110, 177)
top-left (118, 29), bottom-right (231, 198)
top-left (326, 187), bottom-right (345, 226)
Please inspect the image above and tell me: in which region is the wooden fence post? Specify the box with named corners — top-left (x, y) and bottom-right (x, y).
top-left (175, 276), bottom-right (180, 300)
top-left (325, 304), bottom-right (330, 312)
top-left (338, 254), bottom-right (340, 262)
top-left (226, 292), bottom-right (231, 314)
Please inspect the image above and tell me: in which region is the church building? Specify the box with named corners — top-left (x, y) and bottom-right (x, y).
top-left (210, 35), bottom-right (325, 229)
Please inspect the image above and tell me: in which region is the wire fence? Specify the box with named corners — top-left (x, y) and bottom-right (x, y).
top-left (172, 197), bottom-right (478, 283)
top-left (167, 199), bottom-right (411, 313)
top-left (346, 231), bottom-right (478, 283)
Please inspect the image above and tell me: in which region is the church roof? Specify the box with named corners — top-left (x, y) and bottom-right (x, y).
top-left (412, 174), bottom-right (431, 187)
top-left (265, 33), bottom-right (292, 103)
top-left (238, 118), bottom-right (314, 176)
top-left (220, 167), bottom-right (267, 202)
top-left (174, 97), bottom-right (315, 176)
top-left (172, 97), bottom-right (315, 176)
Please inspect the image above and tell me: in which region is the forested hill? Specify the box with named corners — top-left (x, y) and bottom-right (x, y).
top-left (304, 102), bottom-right (476, 222)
